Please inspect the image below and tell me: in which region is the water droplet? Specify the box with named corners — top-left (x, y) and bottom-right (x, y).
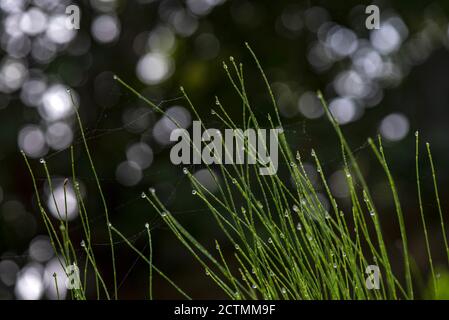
top-left (296, 223), bottom-right (302, 231)
top-left (311, 149), bottom-right (316, 157)
top-left (325, 212), bottom-right (330, 219)
top-left (342, 252), bottom-right (347, 258)
top-left (251, 268), bottom-right (256, 274)
top-left (215, 243), bottom-right (220, 250)
top-left (290, 162), bottom-right (296, 167)
top-left (229, 56), bottom-right (234, 62)
top-left (296, 152), bottom-right (301, 161)
top-left (223, 63), bottom-right (228, 70)
top-left (59, 224), bottom-right (65, 231)
top-left (113, 75), bottom-right (118, 80)
top-left (308, 235), bottom-right (313, 241)
top-left (205, 269), bottom-right (210, 276)
top-left (280, 233), bottom-right (285, 239)
top-left (39, 158), bottom-right (46, 164)
top-left (107, 222), bottom-right (112, 228)
top-left (269, 271), bottom-right (275, 277)
top-left (66, 88), bottom-right (71, 93)
top-left (251, 284), bottom-right (257, 289)
top-left (183, 167), bottom-right (189, 175)
top-left (257, 201), bottom-right (263, 209)
top-left (215, 97), bottom-right (220, 105)
top-left (317, 167), bottom-right (321, 173)
top-left (333, 263), bottom-right (337, 269)
top-left (231, 178), bottom-right (237, 184)
top-left (192, 190), bottom-right (197, 195)
top-left (235, 244), bottom-right (240, 250)
top-left (149, 187), bottom-right (155, 194)
top-left (80, 240), bottom-right (86, 248)
top-left (346, 172), bottom-right (351, 178)
top-left (292, 205), bottom-right (299, 212)
top-left (301, 199), bottom-right (306, 205)
top-left (415, 131), bottom-right (419, 137)
top-left (370, 210), bottom-right (375, 216)
top-left (284, 211), bottom-right (289, 218)
top-left (241, 207), bottom-right (246, 214)
top-left (161, 211), bottom-right (168, 217)
top-left (141, 192), bottom-right (146, 199)
top-left (145, 223), bottom-right (149, 229)
top-left (281, 288), bottom-right (287, 294)
top-left (268, 237), bottom-right (273, 244)
top-left (211, 109), bottom-right (216, 115)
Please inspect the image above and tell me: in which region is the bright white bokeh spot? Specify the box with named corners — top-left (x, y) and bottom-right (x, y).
top-left (334, 70), bottom-right (369, 99)
top-left (15, 264), bottom-right (44, 300)
top-left (0, 59), bottom-right (28, 93)
top-left (371, 23), bottom-right (402, 55)
top-left (353, 47), bottom-right (383, 79)
top-left (20, 79), bottom-right (47, 107)
top-left (329, 97), bottom-right (357, 125)
top-left (136, 53), bottom-right (173, 85)
top-left (18, 125), bottom-right (48, 158)
top-left (40, 84), bottom-right (74, 121)
top-left (44, 258), bottom-right (68, 300)
top-left (46, 15), bottom-right (76, 44)
top-left (19, 8), bottom-right (48, 35)
top-left (0, 0), bottom-right (25, 14)
top-left (47, 184), bottom-right (78, 221)
top-left (326, 26), bottom-right (358, 58)
top-left (91, 15), bottom-right (121, 43)
top-left (379, 113), bottom-right (409, 141)
top-left (46, 122), bottom-right (73, 150)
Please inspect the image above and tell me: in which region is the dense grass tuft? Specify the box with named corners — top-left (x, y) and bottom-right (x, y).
top-left (22, 46), bottom-right (449, 300)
